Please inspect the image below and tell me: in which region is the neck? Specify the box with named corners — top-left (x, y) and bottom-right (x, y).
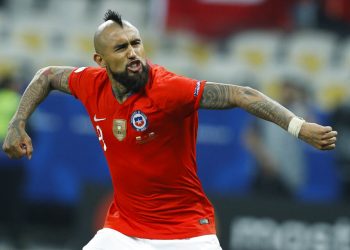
top-left (111, 82), bottom-right (130, 103)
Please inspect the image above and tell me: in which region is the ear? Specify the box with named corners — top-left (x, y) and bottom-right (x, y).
top-left (94, 53), bottom-right (106, 68)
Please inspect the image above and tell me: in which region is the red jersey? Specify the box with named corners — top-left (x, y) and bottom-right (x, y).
top-left (68, 64), bottom-right (216, 239)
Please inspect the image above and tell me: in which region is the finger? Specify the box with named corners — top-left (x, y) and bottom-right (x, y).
top-left (323, 137), bottom-right (337, 145)
top-left (322, 143), bottom-right (336, 150)
top-left (11, 144), bottom-right (27, 159)
top-left (3, 143), bottom-right (24, 159)
top-left (18, 147), bottom-right (27, 158)
top-left (24, 141), bottom-right (33, 160)
top-left (321, 126), bottom-right (333, 133)
top-left (4, 142), bottom-right (27, 159)
top-left (6, 149), bottom-right (23, 159)
top-left (322, 130), bottom-right (338, 140)
top-left (21, 143), bottom-right (29, 159)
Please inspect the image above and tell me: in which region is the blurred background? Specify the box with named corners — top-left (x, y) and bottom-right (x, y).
top-left (0, 0), bottom-right (350, 249)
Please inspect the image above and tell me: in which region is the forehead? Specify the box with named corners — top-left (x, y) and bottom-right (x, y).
top-left (104, 24), bottom-right (140, 46)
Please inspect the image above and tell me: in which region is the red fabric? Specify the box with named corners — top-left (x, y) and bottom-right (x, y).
top-left (165, 0), bottom-right (292, 38)
top-left (68, 65), bottom-right (215, 239)
top-left (324, 0), bottom-right (350, 22)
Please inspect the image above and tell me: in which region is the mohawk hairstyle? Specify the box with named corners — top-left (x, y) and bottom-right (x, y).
top-left (103, 9), bottom-right (123, 27)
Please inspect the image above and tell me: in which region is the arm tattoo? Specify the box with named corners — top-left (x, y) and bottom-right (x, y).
top-left (239, 87), bottom-right (294, 130)
top-left (246, 100), bottom-right (292, 130)
top-left (200, 82), bottom-right (295, 130)
top-left (200, 82), bottom-right (235, 109)
top-left (11, 66), bottom-right (74, 124)
top-left (48, 66), bottom-right (74, 94)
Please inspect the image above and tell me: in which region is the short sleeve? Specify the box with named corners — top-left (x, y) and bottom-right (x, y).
top-left (150, 68), bottom-right (206, 118)
top-left (68, 66), bottom-right (105, 103)
top-left (68, 66), bottom-right (88, 101)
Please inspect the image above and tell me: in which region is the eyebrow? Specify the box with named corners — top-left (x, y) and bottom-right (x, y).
top-left (131, 38), bottom-right (141, 44)
top-left (113, 38), bottom-right (141, 50)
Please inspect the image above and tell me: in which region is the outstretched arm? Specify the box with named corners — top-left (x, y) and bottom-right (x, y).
top-left (2, 66), bottom-right (75, 159)
top-left (200, 82), bottom-right (337, 150)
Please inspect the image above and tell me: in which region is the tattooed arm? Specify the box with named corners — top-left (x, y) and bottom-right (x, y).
top-left (2, 66), bottom-right (74, 159)
top-left (200, 82), bottom-right (337, 150)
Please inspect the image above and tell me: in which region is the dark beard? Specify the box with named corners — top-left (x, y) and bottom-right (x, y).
top-left (107, 63), bottom-right (150, 93)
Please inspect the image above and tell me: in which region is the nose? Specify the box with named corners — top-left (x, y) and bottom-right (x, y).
top-left (127, 46), bottom-right (137, 59)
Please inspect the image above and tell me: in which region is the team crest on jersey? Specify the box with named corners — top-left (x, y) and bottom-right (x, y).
top-left (113, 119), bottom-right (127, 141)
top-left (131, 110), bottom-right (148, 132)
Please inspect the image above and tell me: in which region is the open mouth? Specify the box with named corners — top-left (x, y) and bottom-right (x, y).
top-left (127, 60), bottom-right (142, 73)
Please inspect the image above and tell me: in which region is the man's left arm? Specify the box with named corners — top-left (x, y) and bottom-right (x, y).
top-left (199, 82), bottom-right (337, 150)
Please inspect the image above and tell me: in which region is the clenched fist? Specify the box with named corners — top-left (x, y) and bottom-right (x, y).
top-left (299, 122), bottom-right (337, 150)
top-left (2, 120), bottom-right (33, 159)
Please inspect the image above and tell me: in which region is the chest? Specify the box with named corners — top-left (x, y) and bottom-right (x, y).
top-left (87, 93), bottom-right (176, 150)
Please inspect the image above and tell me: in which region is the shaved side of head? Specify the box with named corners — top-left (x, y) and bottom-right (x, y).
top-left (94, 10), bottom-right (123, 54)
top-left (94, 23), bottom-right (111, 54)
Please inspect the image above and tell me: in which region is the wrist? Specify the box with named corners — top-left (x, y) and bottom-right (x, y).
top-left (288, 117), bottom-right (305, 138)
top-left (8, 118), bottom-right (26, 130)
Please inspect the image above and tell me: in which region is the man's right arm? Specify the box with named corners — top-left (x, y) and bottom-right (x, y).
top-left (2, 66), bottom-right (74, 159)
top-left (14, 66), bottom-right (74, 121)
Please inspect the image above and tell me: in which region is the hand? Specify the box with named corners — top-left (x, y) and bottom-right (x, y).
top-left (298, 122), bottom-right (337, 150)
top-left (2, 124), bottom-right (33, 159)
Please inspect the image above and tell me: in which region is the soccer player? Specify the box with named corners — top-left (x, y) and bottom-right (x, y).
top-left (2, 10), bottom-right (337, 250)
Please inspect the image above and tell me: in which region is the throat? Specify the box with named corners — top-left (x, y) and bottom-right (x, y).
top-left (112, 86), bottom-right (132, 104)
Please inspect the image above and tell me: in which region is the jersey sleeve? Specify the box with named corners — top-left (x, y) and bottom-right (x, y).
top-left (68, 66), bottom-right (98, 103)
top-left (151, 68), bottom-right (206, 118)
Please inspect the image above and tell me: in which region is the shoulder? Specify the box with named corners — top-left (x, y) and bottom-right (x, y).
top-left (71, 66), bottom-right (107, 79)
top-left (69, 66), bottom-right (108, 88)
top-left (149, 64), bottom-right (172, 81)
top-left (147, 64), bottom-right (186, 90)
top-left (69, 66), bottom-right (108, 100)
top-left (145, 63), bottom-right (203, 114)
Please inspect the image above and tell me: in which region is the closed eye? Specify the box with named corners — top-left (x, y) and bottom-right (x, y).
top-left (114, 43), bottom-right (128, 51)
